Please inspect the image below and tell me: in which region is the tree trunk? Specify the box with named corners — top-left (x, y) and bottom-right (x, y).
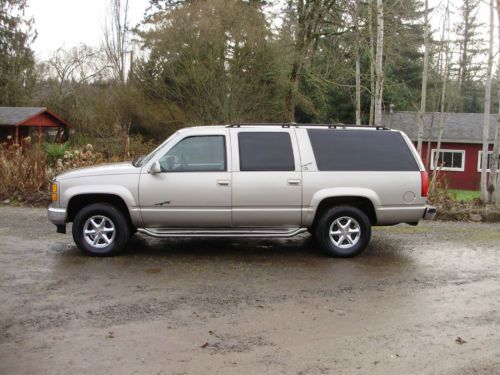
top-left (417, 0), bottom-right (429, 156)
top-left (490, 109), bottom-right (500, 203)
top-left (368, 0), bottom-right (375, 125)
top-left (490, 0), bottom-right (500, 204)
top-left (429, 0), bottom-right (450, 173)
top-left (354, 0), bottom-right (361, 125)
top-left (374, 0), bottom-right (384, 126)
top-left (431, 47), bottom-right (450, 187)
top-left (481, 0), bottom-right (494, 202)
top-left (285, 0), bottom-right (310, 123)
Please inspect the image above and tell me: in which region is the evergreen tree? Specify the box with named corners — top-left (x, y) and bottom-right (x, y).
top-left (136, 0), bottom-right (285, 125)
top-left (0, 0), bottom-right (36, 106)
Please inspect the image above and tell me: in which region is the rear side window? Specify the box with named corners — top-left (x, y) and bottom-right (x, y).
top-left (238, 132), bottom-right (295, 171)
top-left (307, 129), bottom-right (419, 171)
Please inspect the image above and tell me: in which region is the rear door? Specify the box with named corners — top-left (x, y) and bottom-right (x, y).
top-left (230, 128), bottom-right (302, 227)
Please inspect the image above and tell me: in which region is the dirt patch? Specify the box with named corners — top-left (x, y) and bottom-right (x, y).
top-left (0, 207), bottom-right (499, 374)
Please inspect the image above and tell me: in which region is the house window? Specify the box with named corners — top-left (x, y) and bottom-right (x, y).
top-left (477, 151), bottom-right (500, 172)
top-left (430, 149), bottom-right (465, 171)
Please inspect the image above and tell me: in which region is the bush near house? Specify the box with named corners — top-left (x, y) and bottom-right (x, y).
top-left (0, 135), bottom-right (156, 204)
top-left (0, 143), bottom-right (49, 204)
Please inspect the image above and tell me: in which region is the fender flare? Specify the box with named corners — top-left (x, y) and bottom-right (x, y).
top-left (303, 187), bottom-right (381, 227)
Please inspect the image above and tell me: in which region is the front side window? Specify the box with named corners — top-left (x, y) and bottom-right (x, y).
top-left (431, 149), bottom-right (465, 171)
top-left (159, 135), bottom-right (226, 172)
top-left (238, 132), bottom-right (295, 171)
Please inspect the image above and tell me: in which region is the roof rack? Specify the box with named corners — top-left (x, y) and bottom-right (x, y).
top-left (324, 124), bottom-right (390, 130)
top-left (226, 123), bottom-right (299, 128)
top-left (226, 123), bottom-right (391, 130)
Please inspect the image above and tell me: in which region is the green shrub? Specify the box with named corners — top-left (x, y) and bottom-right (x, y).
top-left (43, 143), bottom-right (69, 165)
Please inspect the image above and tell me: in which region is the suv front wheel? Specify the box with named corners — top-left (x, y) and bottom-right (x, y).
top-left (315, 206), bottom-right (371, 257)
top-left (72, 203), bottom-right (130, 256)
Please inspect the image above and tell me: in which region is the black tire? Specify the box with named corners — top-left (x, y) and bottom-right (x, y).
top-left (315, 206), bottom-right (371, 258)
top-left (72, 203), bottom-right (130, 256)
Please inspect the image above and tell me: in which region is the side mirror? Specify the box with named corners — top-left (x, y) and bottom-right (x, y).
top-left (149, 161), bottom-right (162, 174)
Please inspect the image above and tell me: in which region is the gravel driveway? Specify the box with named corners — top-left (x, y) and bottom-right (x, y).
top-left (0, 206), bottom-right (499, 374)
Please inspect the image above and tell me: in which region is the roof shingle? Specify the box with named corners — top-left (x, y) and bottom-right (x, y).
top-left (0, 107), bottom-right (46, 126)
top-left (384, 111), bottom-right (497, 144)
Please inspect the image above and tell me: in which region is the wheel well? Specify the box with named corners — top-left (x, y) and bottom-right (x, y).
top-left (311, 196), bottom-right (377, 228)
top-left (67, 194), bottom-right (134, 229)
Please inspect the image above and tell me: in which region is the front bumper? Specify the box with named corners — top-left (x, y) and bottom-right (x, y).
top-left (48, 205), bottom-right (67, 225)
top-left (423, 205), bottom-right (437, 220)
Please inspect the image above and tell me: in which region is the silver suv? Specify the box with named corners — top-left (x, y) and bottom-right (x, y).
top-left (48, 124), bottom-right (436, 257)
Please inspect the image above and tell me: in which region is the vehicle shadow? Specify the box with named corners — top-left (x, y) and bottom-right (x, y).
top-left (52, 233), bottom-right (422, 295)
top-left (56, 230), bottom-right (417, 273)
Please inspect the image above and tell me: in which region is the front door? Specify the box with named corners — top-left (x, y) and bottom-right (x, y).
top-left (139, 133), bottom-right (232, 228)
top-left (230, 129), bottom-right (302, 227)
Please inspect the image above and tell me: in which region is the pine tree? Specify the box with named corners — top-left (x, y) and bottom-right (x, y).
top-left (0, 0), bottom-right (36, 105)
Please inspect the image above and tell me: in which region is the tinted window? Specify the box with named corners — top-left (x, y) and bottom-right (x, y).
top-left (159, 135), bottom-right (226, 172)
top-left (239, 132), bottom-right (295, 171)
top-left (308, 129), bottom-right (419, 171)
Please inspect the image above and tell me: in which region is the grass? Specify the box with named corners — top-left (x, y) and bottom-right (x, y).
top-left (447, 189), bottom-right (481, 202)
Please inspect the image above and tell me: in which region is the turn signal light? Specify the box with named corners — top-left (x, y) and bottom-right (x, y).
top-left (51, 183), bottom-right (58, 202)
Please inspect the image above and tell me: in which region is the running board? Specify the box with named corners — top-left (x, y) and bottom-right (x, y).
top-left (138, 227), bottom-right (307, 238)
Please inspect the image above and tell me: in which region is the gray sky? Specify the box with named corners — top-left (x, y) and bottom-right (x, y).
top-left (27, 0), bottom-right (149, 60)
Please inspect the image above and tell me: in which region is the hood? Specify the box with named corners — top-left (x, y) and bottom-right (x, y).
top-left (56, 162), bottom-right (140, 180)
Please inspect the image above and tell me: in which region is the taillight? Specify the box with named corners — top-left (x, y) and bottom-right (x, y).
top-left (421, 171), bottom-right (429, 197)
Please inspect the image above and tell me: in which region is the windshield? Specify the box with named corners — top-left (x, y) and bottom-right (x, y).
top-left (133, 132), bottom-right (179, 167)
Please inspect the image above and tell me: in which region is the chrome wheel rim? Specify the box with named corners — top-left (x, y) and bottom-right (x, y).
top-left (329, 216), bottom-right (361, 249)
top-left (83, 215), bottom-right (116, 248)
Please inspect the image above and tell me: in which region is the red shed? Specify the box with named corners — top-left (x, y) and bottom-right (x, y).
top-left (0, 107), bottom-right (70, 145)
top-left (386, 111), bottom-right (497, 191)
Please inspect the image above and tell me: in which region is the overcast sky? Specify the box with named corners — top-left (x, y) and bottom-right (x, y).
top-left (27, 0), bottom-right (490, 62)
top-left (27, 0), bottom-right (149, 60)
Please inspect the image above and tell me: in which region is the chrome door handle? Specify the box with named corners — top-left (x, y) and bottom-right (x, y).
top-left (217, 180), bottom-right (230, 186)
top-left (287, 179), bottom-right (301, 186)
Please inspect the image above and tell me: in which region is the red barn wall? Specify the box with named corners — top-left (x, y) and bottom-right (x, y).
top-left (417, 142), bottom-right (492, 190)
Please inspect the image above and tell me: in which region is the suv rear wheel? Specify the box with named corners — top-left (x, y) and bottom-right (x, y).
top-left (315, 206), bottom-right (371, 257)
top-left (72, 203), bottom-right (130, 256)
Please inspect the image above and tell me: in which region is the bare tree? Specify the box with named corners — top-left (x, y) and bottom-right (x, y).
top-left (103, 0), bottom-right (130, 83)
top-left (374, 0), bottom-right (384, 126)
top-left (488, 0), bottom-right (500, 203)
top-left (46, 45), bottom-right (111, 87)
top-left (481, 0), bottom-right (494, 202)
top-left (432, 2), bottom-right (451, 185)
top-left (417, 0), bottom-right (430, 156)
